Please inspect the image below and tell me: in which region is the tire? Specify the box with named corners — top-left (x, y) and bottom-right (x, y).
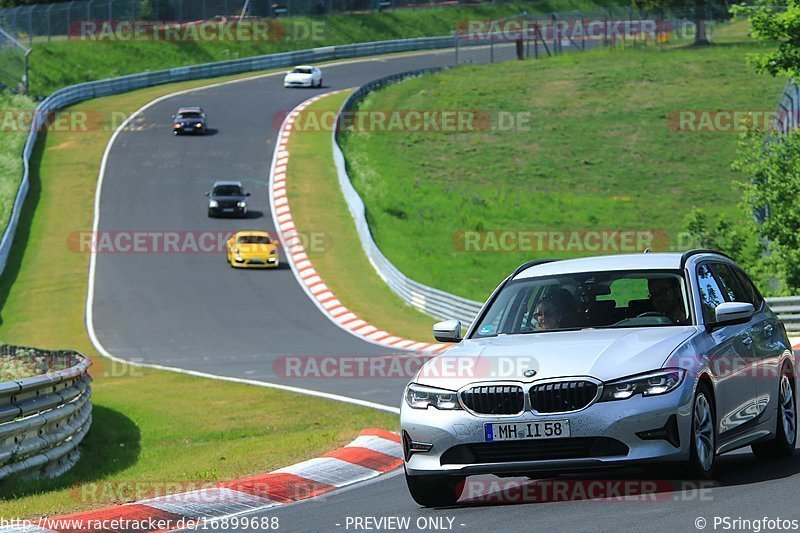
top-left (405, 470), bottom-right (464, 507)
top-left (684, 381), bottom-right (717, 479)
top-left (318, 78), bottom-right (323, 88)
top-left (752, 367), bottom-right (797, 459)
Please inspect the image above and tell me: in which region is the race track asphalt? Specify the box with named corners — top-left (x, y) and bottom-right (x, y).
top-left (91, 44), bottom-right (518, 406)
top-left (94, 43), bottom-right (800, 531)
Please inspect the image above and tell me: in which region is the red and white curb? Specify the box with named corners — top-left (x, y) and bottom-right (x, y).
top-left (269, 91), bottom-right (448, 354)
top-left (1, 429), bottom-right (402, 532)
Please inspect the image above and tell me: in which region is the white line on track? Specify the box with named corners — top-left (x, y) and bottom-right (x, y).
top-left (83, 52), bottom-right (466, 415)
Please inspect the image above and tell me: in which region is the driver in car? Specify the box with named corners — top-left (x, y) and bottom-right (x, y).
top-left (533, 296), bottom-right (573, 330)
top-left (647, 277), bottom-right (689, 325)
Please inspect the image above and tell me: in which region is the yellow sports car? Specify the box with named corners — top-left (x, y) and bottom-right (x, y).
top-left (226, 231), bottom-right (279, 269)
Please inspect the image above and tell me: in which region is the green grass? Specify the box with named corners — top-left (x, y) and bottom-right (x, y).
top-left (28, 0), bottom-right (625, 96)
top-left (0, 70), bottom-right (396, 519)
top-left (340, 21), bottom-right (786, 302)
top-left (287, 91), bottom-right (435, 341)
top-left (0, 91), bottom-right (34, 238)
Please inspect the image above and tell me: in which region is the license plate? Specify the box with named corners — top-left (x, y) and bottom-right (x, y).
top-left (485, 420), bottom-right (570, 442)
top-left (222, 208), bottom-right (234, 212)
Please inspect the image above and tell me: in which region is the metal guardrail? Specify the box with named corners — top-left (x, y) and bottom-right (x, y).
top-left (774, 80), bottom-right (800, 134)
top-left (766, 296), bottom-right (800, 333)
top-left (333, 74), bottom-right (800, 332)
top-left (332, 68), bottom-right (484, 326)
top-left (0, 345), bottom-right (92, 480)
top-left (0, 34), bottom-right (489, 280)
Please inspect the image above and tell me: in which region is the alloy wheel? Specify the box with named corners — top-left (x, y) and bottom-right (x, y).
top-left (694, 393), bottom-right (715, 472)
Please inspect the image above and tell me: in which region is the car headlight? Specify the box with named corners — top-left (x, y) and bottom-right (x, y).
top-left (237, 201), bottom-right (246, 208)
top-left (599, 369), bottom-right (686, 402)
top-left (209, 200), bottom-right (218, 208)
top-left (234, 248), bottom-right (240, 254)
top-left (405, 383), bottom-right (461, 410)
top-left (195, 123), bottom-right (203, 128)
top-left (269, 249), bottom-right (277, 255)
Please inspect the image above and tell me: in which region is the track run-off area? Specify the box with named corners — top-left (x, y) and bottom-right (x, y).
top-left (89, 46), bottom-right (800, 532)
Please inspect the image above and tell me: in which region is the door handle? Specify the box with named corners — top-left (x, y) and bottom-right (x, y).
top-left (742, 336), bottom-right (753, 348)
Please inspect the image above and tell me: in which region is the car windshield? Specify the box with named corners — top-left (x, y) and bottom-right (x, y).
top-left (237, 235), bottom-right (270, 245)
top-left (177, 112), bottom-right (202, 119)
top-left (292, 67), bottom-right (313, 74)
top-left (212, 185), bottom-right (243, 197)
top-left (472, 269), bottom-right (691, 338)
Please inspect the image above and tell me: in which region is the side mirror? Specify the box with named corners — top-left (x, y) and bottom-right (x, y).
top-left (205, 192), bottom-right (210, 197)
top-left (707, 302), bottom-right (755, 332)
top-left (245, 192), bottom-right (251, 197)
top-left (433, 319), bottom-right (462, 343)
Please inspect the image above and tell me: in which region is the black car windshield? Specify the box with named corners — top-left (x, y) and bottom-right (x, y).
top-left (292, 67), bottom-right (313, 74)
top-left (212, 185), bottom-right (243, 197)
top-left (472, 270), bottom-right (692, 338)
top-left (177, 112), bottom-right (203, 119)
top-left (237, 235), bottom-right (270, 245)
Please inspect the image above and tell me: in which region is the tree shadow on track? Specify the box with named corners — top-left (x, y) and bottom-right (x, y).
top-left (0, 405), bottom-right (141, 501)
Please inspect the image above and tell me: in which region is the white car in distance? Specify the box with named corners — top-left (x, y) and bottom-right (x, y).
top-left (284, 66), bottom-right (323, 88)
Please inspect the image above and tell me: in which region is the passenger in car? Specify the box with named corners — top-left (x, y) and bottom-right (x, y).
top-left (648, 277), bottom-right (689, 325)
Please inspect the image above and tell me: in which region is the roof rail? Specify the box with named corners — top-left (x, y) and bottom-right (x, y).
top-left (511, 259), bottom-right (558, 278)
top-left (679, 249), bottom-right (733, 269)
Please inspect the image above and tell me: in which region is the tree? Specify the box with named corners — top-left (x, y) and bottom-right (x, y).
top-left (633, 0), bottom-right (722, 45)
top-left (732, 0), bottom-right (800, 77)
top-left (732, 129), bottom-right (800, 293)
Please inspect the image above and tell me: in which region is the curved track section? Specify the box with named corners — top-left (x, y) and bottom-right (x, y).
top-left (94, 45), bottom-right (800, 529)
top-left (91, 47), bottom-right (518, 405)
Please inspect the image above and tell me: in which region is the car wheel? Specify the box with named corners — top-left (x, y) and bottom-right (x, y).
top-left (685, 381), bottom-right (717, 479)
top-left (405, 470), bottom-right (464, 507)
top-left (752, 367), bottom-right (796, 459)
top-left (173, 130), bottom-right (179, 136)
top-left (318, 78), bottom-right (323, 87)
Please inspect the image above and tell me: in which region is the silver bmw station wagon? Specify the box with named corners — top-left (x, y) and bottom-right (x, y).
top-left (401, 250), bottom-right (796, 507)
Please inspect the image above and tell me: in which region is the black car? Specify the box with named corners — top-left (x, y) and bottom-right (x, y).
top-left (206, 181), bottom-right (250, 218)
top-left (173, 106), bottom-right (207, 135)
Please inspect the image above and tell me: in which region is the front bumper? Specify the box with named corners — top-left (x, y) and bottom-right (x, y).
top-left (284, 79), bottom-right (313, 87)
top-left (208, 206), bottom-right (246, 218)
top-left (173, 125), bottom-right (205, 134)
top-left (231, 255), bottom-right (279, 268)
top-left (401, 378), bottom-right (694, 477)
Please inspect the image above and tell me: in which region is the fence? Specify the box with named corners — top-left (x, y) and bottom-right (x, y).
top-left (0, 0), bottom-right (732, 45)
top-left (0, 22), bottom-right (29, 92)
top-left (0, 345), bottom-right (92, 480)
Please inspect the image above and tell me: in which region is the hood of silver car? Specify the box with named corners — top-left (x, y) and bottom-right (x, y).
top-left (415, 326), bottom-right (697, 390)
